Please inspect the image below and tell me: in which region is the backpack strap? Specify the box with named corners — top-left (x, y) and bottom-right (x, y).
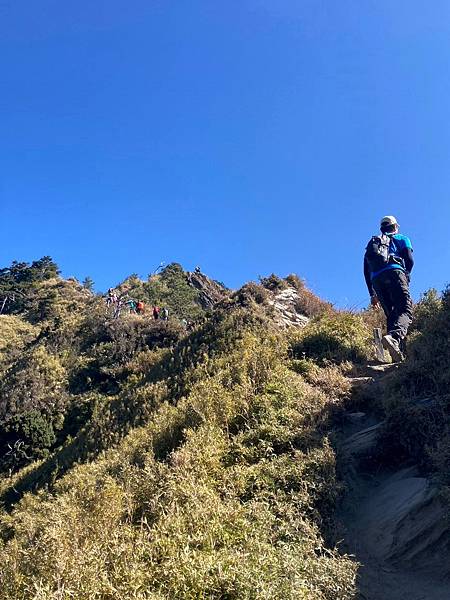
top-left (389, 235), bottom-right (397, 254)
top-left (387, 235), bottom-right (406, 269)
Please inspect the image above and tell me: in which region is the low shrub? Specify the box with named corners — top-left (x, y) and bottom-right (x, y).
top-left (290, 312), bottom-right (372, 365)
top-left (259, 273), bottom-right (288, 291)
top-left (378, 286), bottom-right (450, 484)
top-left (234, 282), bottom-right (270, 306)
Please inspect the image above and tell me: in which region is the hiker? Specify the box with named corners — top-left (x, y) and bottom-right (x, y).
top-left (136, 301), bottom-right (145, 315)
top-left (152, 305), bottom-right (160, 320)
top-left (126, 299), bottom-right (137, 313)
top-left (106, 289), bottom-right (119, 317)
top-left (364, 215), bottom-right (414, 362)
top-left (162, 307), bottom-right (169, 321)
top-left (106, 288), bottom-right (117, 306)
top-left (114, 298), bottom-right (124, 319)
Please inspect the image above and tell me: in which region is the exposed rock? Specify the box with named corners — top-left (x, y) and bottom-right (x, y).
top-left (186, 270), bottom-right (229, 310)
top-left (349, 376), bottom-right (376, 387)
top-left (338, 364), bottom-right (450, 600)
top-left (358, 363), bottom-right (400, 376)
top-left (344, 466), bottom-right (450, 582)
top-left (346, 411), bottom-right (367, 422)
top-left (268, 286), bottom-right (309, 329)
top-left (342, 422), bottom-right (383, 459)
top-left (371, 468), bottom-right (450, 575)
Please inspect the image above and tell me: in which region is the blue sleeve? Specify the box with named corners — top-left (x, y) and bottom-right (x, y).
top-left (402, 235), bottom-right (412, 250)
top-left (394, 234), bottom-right (412, 251)
top-left (397, 236), bottom-right (414, 273)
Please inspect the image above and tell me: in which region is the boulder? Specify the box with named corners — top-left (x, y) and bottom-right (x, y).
top-left (268, 287), bottom-right (309, 329)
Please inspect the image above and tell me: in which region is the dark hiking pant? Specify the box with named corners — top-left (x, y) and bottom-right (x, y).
top-left (373, 269), bottom-right (413, 342)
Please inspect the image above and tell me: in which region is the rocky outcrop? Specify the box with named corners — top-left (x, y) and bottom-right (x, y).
top-left (186, 270), bottom-right (229, 310)
top-left (268, 286), bottom-right (309, 328)
top-left (186, 273), bottom-right (310, 328)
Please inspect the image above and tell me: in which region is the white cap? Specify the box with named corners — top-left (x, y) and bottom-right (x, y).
top-left (380, 215), bottom-right (398, 228)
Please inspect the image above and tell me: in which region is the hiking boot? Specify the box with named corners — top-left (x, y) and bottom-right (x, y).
top-left (382, 334), bottom-right (404, 363)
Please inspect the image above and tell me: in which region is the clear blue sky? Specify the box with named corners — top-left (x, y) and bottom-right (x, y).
top-left (1, 1), bottom-right (449, 307)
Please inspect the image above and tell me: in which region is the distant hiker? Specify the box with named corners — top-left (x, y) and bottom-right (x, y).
top-left (127, 299), bottom-right (137, 313)
top-left (364, 215), bottom-right (414, 362)
top-left (152, 305), bottom-right (160, 320)
top-left (195, 266), bottom-right (201, 274)
top-left (136, 301), bottom-right (145, 315)
top-left (181, 318), bottom-right (188, 329)
top-left (106, 288), bottom-right (116, 306)
top-left (162, 307), bottom-right (169, 321)
top-left (114, 298), bottom-right (124, 319)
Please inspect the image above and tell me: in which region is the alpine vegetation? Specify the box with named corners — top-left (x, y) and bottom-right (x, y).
top-left (2, 257), bottom-right (448, 599)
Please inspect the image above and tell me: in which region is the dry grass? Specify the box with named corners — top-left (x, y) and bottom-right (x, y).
top-left (0, 311), bottom-right (357, 599)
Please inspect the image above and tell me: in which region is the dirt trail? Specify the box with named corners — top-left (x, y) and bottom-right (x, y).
top-left (337, 364), bottom-right (450, 600)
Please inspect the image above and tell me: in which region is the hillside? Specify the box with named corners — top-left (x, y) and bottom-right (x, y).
top-left (0, 259), bottom-right (449, 599)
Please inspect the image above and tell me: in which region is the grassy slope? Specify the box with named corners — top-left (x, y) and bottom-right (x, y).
top-left (2, 266), bottom-right (449, 600)
top-left (0, 274), bottom-right (378, 599)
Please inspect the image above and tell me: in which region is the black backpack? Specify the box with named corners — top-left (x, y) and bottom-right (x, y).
top-left (365, 234), bottom-right (393, 272)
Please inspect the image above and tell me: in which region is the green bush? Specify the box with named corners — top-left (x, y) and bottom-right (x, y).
top-left (2, 410), bottom-right (57, 469)
top-left (259, 273), bottom-right (288, 291)
top-left (0, 257), bottom-right (60, 315)
top-left (234, 282), bottom-right (270, 306)
top-left (291, 312), bottom-right (372, 365)
top-left (0, 346), bottom-right (67, 473)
